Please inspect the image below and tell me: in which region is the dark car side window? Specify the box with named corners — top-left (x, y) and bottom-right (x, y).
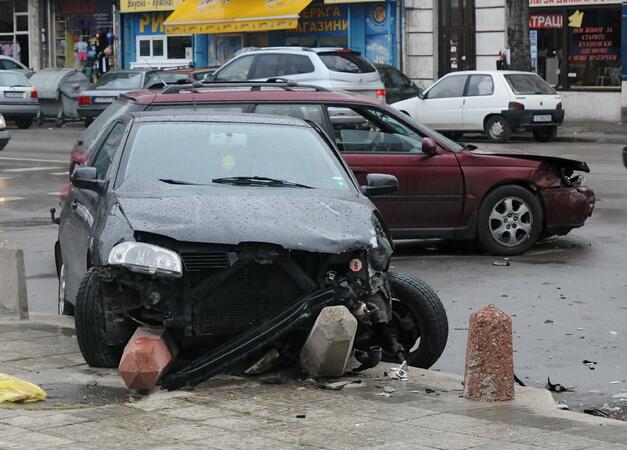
top-left (92, 123), bottom-right (126, 179)
top-left (327, 106), bottom-right (424, 153)
top-left (388, 68), bottom-right (406, 87)
top-left (426, 75), bottom-right (467, 99)
top-left (283, 55), bottom-right (315, 75)
top-left (251, 54), bottom-right (282, 79)
top-left (466, 75), bottom-right (494, 96)
top-left (215, 55), bottom-right (255, 81)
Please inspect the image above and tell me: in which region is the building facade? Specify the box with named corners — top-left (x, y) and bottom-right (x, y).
top-left (1, 0), bottom-right (43, 70)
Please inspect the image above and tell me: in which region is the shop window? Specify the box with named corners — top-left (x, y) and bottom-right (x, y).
top-left (14, 0), bottom-right (27, 12)
top-left (137, 35), bottom-right (191, 61)
top-left (15, 15), bottom-right (28, 32)
top-left (139, 40), bottom-right (151, 57)
top-left (426, 75), bottom-right (467, 99)
top-left (466, 75), bottom-right (493, 96)
top-left (167, 36), bottom-right (192, 60)
top-left (153, 40), bottom-right (164, 57)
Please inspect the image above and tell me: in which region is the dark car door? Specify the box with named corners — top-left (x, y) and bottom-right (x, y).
top-left (327, 106), bottom-right (464, 235)
top-left (59, 121), bottom-right (126, 301)
top-left (388, 67), bottom-right (422, 104)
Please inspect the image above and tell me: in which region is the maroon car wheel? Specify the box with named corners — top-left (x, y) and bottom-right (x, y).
top-left (478, 185), bottom-right (543, 256)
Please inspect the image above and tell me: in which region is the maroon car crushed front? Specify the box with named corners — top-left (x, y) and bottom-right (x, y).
top-left (63, 82), bottom-right (594, 256)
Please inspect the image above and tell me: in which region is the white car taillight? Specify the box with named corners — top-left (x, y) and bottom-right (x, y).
top-left (376, 89), bottom-right (386, 103)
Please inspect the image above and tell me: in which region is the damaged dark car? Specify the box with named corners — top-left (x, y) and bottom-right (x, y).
top-left (56, 112), bottom-right (448, 389)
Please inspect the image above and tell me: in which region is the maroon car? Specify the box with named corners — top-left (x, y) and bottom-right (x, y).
top-left (65, 82), bottom-right (594, 256)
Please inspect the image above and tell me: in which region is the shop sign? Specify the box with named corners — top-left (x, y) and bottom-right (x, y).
top-left (287, 5), bottom-right (348, 35)
top-left (60, 0), bottom-right (95, 15)
top-left (121, 0), bottom-right (183, 13)
top-left (324, 0), bottom-right (380, 3)
top-left (366, 4), bottom-right (390, 34)
top-left (568, 13), bottom-right (619, 62)
top-left (530, 0), bottom-right (621, 6)
top-left (137, 12), bottom-right (170, 34)
top-left (529, 14), bottom-right (563, 28)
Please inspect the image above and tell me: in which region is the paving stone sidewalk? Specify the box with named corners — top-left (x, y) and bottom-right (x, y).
top-left (1, 317), bottom-right (626, 450)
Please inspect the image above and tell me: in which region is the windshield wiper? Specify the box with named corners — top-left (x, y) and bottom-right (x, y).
top-left (159, 178), bottom-right (204, 185)
top-left (212, 176), bottom-right (313, 189)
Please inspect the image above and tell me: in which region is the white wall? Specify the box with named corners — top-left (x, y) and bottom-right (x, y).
top-left (475, 0), bottom-right (506, 71)
top-left (404, 0), bottom-right (437, 89)
top-left (560, 91), bottom-right (622, 123)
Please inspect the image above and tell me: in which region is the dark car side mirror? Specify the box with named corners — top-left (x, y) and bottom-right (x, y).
top-left (72, 167), bottom-right (104, 192)
top-left (362, 173), bottom-right (399, 197)
top-left (422, 137), bottom-right (439, 156)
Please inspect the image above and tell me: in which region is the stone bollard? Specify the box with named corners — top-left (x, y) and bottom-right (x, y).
top-left (300, 305), bottom-right (358, 378)
top-left (463, 304), bottom-right (514, 401)
top-left (119, 327), bottom-right (178, 390)
top-left (0, 241), bottom-right (29, 320)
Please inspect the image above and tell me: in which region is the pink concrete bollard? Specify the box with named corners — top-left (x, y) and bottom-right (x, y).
top-left (463, 304), bottom-right (514, 401)
top-left (118, 327), bottom-right (178, 390)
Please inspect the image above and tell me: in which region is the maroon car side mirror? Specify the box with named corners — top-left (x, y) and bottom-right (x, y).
top-left (422, 138), bottom-right (438, 156)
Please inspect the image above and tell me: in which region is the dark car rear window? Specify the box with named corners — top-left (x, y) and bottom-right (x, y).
top-left (318, 52), bottom-right (375, 74)
top-left (504, 74), bottom-right (556, 95)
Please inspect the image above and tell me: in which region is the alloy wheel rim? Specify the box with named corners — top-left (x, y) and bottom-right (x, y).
top-left (488, 197), bottom-right (533, 247)
top-left (58, 264), bottom-right (66, 315)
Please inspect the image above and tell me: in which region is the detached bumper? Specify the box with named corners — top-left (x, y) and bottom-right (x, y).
top-left (542, 186), bottom-right (595, 234)
top-left (0, 129), bottom-right (9, 150)
top-left (501, 109), bottom-right (564, 128)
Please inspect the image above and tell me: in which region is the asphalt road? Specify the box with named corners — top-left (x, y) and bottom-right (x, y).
top-left (0, 123), bottom-right (625, 413)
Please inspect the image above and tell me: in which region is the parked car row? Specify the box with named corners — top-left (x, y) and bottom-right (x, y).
top-left (0, 71), bottom-right (39, 129)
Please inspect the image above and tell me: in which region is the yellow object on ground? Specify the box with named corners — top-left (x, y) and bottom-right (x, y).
top-left (0, 373), bottom-right (46, 403)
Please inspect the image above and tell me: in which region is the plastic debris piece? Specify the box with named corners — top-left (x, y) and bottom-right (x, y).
top-left (546, 377), bottom-right (575, 393)
top-left (609, 331), bottom-right (617, 335)
top-left (375, 392), bottom-right (391, 397)
top-left (556, 400), bottom-right (569, 410)
top-left (383, 386), bottom-right (396, 394)
top-left (583, 408), bottom-right (609, 417)
top-left (582, 360), bottom-right (597, 370)
top-left (492, 260), bottom-right (510, 267)
top-left (389, 360), bottom-right (408, 380)
top-left (296, 414), bottom-right (306, 419)
top-left (323, 381), bottom-right (349, 391)
top-left (0, 373), bottom-right (46, 403)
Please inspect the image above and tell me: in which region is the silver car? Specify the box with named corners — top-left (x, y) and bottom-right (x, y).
top-left (77, 69), bottom-right (164, 126)
top-left (0, 55), bottom-right (33, 77)
top-left (210, 47), bottom-right (386, 102)
top-left (0, 71), bottom-right (39, 129)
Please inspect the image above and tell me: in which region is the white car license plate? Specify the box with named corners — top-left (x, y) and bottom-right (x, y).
top-left (533, 114), bottom-right (552, 123)
top-left (93, 97), bottom-right (115, 104)
top-left (4, 91), bottom-right (23, 98)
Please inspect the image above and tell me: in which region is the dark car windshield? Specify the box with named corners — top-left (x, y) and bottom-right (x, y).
top-left (0, 72), bottom-right (30, 87)
top-left (123, 121), bottom-right (352, 191)
top-left (319, 52), bottom-right (376, 74)
top-left (95, 72), bottom-right (143, 90)
top-left (504, 74), bottom-right (556, 95)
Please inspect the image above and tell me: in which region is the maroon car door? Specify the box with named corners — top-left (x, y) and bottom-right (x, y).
top-left (327, 106), bottom-right (464, 235)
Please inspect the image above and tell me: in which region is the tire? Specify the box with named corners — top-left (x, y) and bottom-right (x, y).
top-left (84, 118), bottom-right (94, 127)
top-left (387, 272), bottom-right (448, 368)
top-left (75, 269), bottom-right (125, 368)
top-left (15, 118), bottom-right (33, 129)
top-left (485, 115), bottom-right (511, 143)
top-left (477, 185), bottom-right (543, 256)
top-left (57, 259), bottom-right (75, 316)
top-left (532, 126), bottom-right (558, 142)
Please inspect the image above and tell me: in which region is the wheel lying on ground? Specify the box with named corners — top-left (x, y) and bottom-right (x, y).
top-left (485, 115), bottom-right (511, 143)
top-left (75, 269), bottom-right (126, 368)
top-left (386, 272), bottom-right (448, 368)
top-left (532, 126), bottom-right (557, 142)
top-left (15, 118), bottom-right (33, 129)
top-left (477, 185), bottom-right (543, 256)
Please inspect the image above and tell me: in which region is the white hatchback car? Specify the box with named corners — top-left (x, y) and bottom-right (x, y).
top-left (392, 70), bottom-right (563, 143)
top-left (210, 47), bottom-right (386, 102)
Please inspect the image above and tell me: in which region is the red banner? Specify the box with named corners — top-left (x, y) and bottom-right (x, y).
top-left (530, 14), bottom-right (563, 29)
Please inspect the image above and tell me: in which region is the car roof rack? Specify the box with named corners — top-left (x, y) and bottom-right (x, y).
top-left (160, 79), bottom-right (331, 95)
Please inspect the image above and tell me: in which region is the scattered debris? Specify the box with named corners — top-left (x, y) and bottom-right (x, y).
top-left (556, 400), bottom-right (570, 410)
top-left (322, 381), bottom-right (349, 391)
top-left (492, 259), bottom-right (510, 267)
top-left (425, 388), bottom-right (436, 394)
top-left (583, 408), bottom-right (609, 418)
top-left (259, 373), bottom-right (286, 385)
top-left (544, 319), bottom-right (554, 324)
top-left (582, 360), bottom-right (597, 370)
top-left (375, 392), bottom-right (391, 398)
top-left (0, 373), bottom-right (47, 403)
top-left (383, 386), bottom-right (396, 394)
top-left (245, 349), bottom-right (281, 375)
top-left (296, 414), bottom-right (306, 419)
top-left (546, 378), bottom-right (575, 393)
top-left (514, 375), bottom-right (526, 387)
top-left (609, 331), bottom-right (618, 335)
top-left (343, 380), bottom-right (365, 389)
top-left (389, 361), bottom-right (408, 381)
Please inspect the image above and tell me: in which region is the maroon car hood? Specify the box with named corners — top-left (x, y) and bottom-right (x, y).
top-left (467, 149), bottom-right (590, 173)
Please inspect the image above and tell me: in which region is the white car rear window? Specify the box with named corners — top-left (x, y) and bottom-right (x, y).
top-left (505, 74), bottom-right (556, 95)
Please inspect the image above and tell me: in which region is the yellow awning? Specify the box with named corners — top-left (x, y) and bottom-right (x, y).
top-left (164, 0), bottom-right (314, 35)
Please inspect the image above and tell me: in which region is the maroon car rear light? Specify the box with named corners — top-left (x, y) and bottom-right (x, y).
top-left (348, 258), bottom-right (363, 272)
top-left (78, 95), bottom-right (91, 105)
top-left (30, 89), bottom-right (38, 99)
top-left (556, 102), bottom-right (563, 110)
top-left (508, 101), bottom-right (525, 110)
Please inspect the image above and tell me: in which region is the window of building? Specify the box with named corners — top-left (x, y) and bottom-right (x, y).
top-left (530, 6), bottom-right (621, 89)
top-left (0, 0), bottom-right (29, 66)
top-left (438, 0), bottom-right (475, 77)
top-left (136, 35), bottom-right (192, 62)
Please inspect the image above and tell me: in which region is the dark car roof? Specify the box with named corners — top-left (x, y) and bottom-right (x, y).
top-left (127, 110), bottom-right (311, 127)
top-left (122, 86), bottom-right (382, 107)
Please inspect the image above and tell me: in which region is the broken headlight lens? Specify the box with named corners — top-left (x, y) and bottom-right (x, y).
top-left (108, 242), bottom-right (182, 278)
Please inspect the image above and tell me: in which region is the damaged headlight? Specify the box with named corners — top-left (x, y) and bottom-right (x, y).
top-left (108, 242), bottom-right (182, 278)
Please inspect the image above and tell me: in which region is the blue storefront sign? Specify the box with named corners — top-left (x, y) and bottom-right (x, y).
top-left (364, 3), bottom-right (395, 65)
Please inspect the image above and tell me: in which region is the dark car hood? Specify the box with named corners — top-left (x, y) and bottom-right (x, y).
top-left (467, 148), bottom-right (590, 172)
top-left (114, 180), bottom-right (378, 254)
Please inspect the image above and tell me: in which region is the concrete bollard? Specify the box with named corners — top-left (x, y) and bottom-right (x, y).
top-left (0, 241), bottom-right (29, 320)
top-left (118, 327), bottom-right (178, 390)
top-left (300, 305), bottom-right (357, 378)
top-left (463, 304), bottom-right (514, 401)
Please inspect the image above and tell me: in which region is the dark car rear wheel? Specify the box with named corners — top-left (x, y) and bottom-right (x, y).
top-left (485, 115), bottom-right (511, 143)
top-left (75, 269), bottom-right (125, 368)
top-left (532, 126), bottom-right (558, 142)
top-left (386, 272), bottom-right (448, 368)
top-left (15, 118), bottom-right (33, 129)
top-left (478, 185), bottom-right (543, 256)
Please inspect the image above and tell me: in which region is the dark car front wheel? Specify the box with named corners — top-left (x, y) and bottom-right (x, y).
top-left (15, 118), bottom-right (33, 129)
top-left (532, 126), bottom-right (558, 142)
top-left (385, 272), bottom-right (448, 368)
top-left (478, 185), bottom-right (543, 256)
top-left (75, 269), bottom-right (126, 368)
